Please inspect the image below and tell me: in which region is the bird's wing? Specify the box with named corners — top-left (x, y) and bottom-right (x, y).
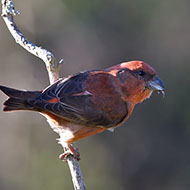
top-left (28, 71), bottom-right (128, 127)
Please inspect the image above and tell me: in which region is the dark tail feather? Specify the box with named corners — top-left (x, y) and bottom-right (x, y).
top-left (3, 97), bottom-right (28, 111)
top-left (0, 85), bottom-right (41, 112)
top-left (0, 85), bottom-right (40, 99)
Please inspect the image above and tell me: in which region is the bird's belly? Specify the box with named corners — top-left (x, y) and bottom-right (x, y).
top-left (41, 111), bottom-right (106, 144)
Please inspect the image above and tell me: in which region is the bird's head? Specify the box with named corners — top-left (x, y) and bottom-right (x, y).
top-left (107, 60), bottom-right (165, 104)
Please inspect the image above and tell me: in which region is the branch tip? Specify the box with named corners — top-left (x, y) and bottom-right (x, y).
top-left (1, 0), bottom-right (19, 16)
top-left (59, 58), bottom-right (64, 65)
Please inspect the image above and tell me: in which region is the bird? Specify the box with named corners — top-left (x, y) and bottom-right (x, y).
top-left (0, 60), bottom-right (165, 160)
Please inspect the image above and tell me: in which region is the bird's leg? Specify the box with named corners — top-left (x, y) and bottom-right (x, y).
top-left (59, 143), bottom-right (80, 161)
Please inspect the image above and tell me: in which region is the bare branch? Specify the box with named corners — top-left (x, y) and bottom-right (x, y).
top-left (1, 0), bottom-right (86, 189)
top-left (1, 0), bottom-right (61, 84)
top-left (66, 148), bottom-right (86, 190)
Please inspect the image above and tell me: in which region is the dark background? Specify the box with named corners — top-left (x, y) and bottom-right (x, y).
top-left (0, 0), bottom-right (189, 189)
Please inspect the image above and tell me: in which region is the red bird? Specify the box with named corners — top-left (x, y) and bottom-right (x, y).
top-left (0, 61), bottom-right (164, 159)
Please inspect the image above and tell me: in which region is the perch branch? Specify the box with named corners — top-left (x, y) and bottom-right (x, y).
top-left (1, 0), bottom-right (61, 84)
top-left (1, 0), bottom-right (86, 189)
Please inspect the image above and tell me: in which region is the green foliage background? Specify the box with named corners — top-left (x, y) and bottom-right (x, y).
top-left (0, 0), bottom-right (189, 189)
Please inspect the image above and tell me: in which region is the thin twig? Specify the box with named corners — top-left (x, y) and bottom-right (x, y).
top-left (1, 0), bottom-right (86, 189)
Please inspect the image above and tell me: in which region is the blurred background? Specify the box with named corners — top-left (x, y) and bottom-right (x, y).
top-left (0, 0), bottom-right (189, 189)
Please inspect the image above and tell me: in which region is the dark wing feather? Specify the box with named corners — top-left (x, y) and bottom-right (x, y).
top-left (38, 71), bottom-right (89, 101)
top-left (27, 71), bottom-right (128, 127)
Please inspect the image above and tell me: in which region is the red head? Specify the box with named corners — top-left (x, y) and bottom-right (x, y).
top-left (107, 60), bottom-right (165, 105)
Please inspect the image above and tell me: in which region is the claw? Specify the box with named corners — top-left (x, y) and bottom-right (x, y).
top-left (59, 144), bottom-right (80, 161)
top-left (59, 152), bottom-right (71, 161)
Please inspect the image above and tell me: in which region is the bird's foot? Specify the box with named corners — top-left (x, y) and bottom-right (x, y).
top-left (59, 144), bottom-right (80, 161)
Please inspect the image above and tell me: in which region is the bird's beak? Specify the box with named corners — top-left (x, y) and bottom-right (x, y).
top-left (146, 76), bottom-right (165, 96)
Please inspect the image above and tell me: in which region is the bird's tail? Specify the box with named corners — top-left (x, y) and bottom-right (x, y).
top-left (0, 85), bottom-right (40, 112)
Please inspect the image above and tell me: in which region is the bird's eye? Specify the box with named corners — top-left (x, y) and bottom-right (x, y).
top-left (137, 70), bottom-right (146, 77)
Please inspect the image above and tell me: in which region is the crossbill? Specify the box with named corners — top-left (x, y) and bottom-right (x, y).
top-left (0, 61), bottom-right (164, 159)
